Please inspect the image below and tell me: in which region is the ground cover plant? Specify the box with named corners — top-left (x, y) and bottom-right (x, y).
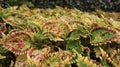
top-left (0, 3), bottom-right (120, 67)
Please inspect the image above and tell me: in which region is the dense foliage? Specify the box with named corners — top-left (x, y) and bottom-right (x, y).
top-left (0, 1), bottom-right (120, 67)
top-left (0, 0), bottom-right (120, 11)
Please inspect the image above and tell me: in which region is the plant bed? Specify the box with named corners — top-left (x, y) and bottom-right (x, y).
top-left (0, 5), bottom-right (120, 67)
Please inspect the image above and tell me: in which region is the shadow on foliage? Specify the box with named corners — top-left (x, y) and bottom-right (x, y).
top-left (0, 0), bottom-right (120, 12)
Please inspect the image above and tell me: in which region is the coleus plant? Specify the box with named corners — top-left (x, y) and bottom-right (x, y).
top-left (0, 5), bottom-right (120, 67)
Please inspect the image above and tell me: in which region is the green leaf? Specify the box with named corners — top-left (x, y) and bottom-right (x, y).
top-left (66, 30), bottom-right (82, 40)
top-left (79, 60), bottom-right (88, 67)
top-left (90, 28), bottom-right (119, 45)
top-left (66, 40), bottom-right (83, 54)
top-left (0, 54), bottom-right (6, 59)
